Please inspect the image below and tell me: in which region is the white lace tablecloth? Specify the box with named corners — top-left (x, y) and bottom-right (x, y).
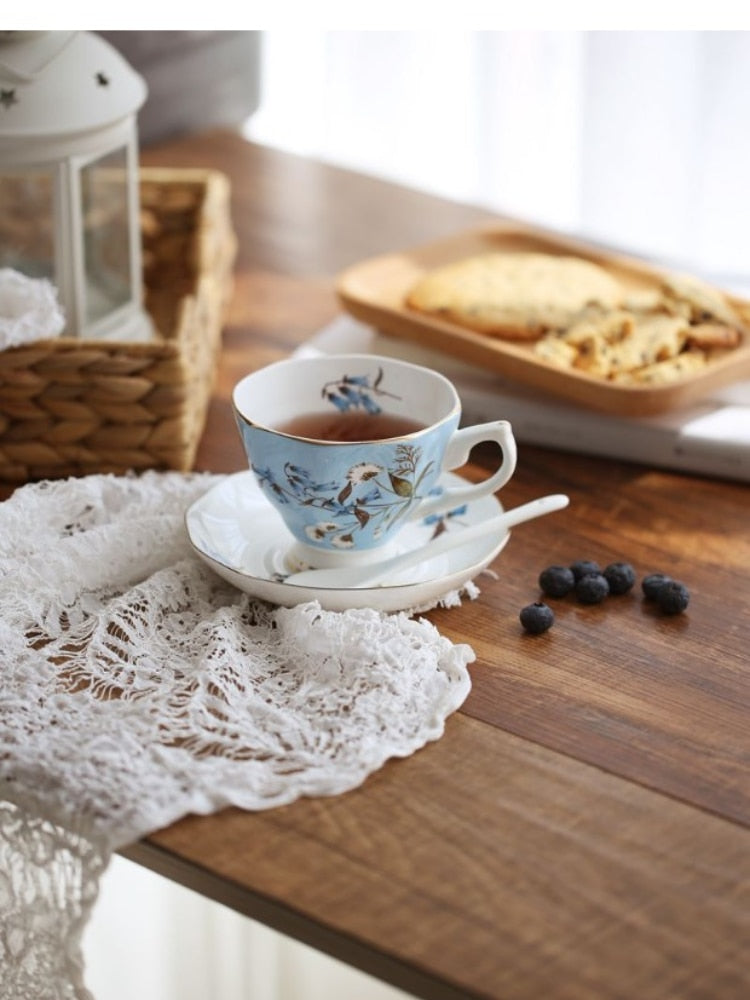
top-left (0, 471), bottom-right (475, 999)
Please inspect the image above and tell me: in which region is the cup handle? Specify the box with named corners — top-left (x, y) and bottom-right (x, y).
top-left (415, 420), bottom-right (517, 519)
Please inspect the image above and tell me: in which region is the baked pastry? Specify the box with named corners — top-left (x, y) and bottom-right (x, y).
top-left (533, 286), bottom-right (743, 384)
top-left (405, 251), bottom-right (623, 340)
top-left (405, 247), bottom-right (744, 384)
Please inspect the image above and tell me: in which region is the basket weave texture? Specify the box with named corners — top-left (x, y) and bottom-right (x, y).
top-left (0, 167), bottom-right (236, 484)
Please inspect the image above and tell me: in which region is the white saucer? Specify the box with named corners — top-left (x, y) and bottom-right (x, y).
top-left (185, 470), bottom-right (509, 613)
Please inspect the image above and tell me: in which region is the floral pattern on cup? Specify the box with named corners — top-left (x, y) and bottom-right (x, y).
top-left (252, 442), bottom-right (435, 550)
top-left (321, 367), bottom-right (399, 413)
top-left (269, 491), bottom-right (471, 580)
top-left (422, 488), bottom-right (469, 539)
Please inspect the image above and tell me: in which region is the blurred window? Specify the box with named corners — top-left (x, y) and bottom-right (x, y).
top-left (246, 31), bottom-right (750, 293)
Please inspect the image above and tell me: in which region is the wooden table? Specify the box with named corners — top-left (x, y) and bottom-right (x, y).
top-left (129, 130), bottom-right (750, 1000)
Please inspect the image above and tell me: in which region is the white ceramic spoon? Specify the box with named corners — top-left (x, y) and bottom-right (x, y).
top-left (284, 493), bottom-right (570, 589)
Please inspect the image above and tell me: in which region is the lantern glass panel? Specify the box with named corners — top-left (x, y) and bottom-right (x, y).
top-left (0, 168), bottom-right (55, 280)
top-left (81, 146), bottom-right (131, 325)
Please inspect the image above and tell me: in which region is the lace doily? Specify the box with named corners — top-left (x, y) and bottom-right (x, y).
top-left (0, 269), bottom-right (65, 349)
top-left (0, 471), bottom-right (475, 999)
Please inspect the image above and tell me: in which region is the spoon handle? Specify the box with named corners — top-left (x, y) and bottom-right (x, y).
top-left (285, 493), bottom-right (569, 589)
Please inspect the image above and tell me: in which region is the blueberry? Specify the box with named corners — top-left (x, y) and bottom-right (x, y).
top-left (520, 602), bottom-right (555, 634)
top-left (656, 580), bottom-right (690, 615)
top-left (575, 572), bottom-right (610, 604)
top-left (603, 561), bottom-right (636, 595)
top-left (539, 565), bottom-right (575, 598)
top-left (642, 572), bottom-right (673, 600)
top-left (570, 559), bottom-right (601, 581)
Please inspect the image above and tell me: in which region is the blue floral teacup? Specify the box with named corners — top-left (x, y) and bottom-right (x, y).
top-left (233, 353), bottom-right (517, 568)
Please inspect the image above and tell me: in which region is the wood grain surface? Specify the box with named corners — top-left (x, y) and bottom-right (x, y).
top-left (68, 130), bottom-right (750, 998)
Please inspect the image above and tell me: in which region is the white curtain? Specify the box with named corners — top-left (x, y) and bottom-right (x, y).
top-left (246, 30), bottom-right (750, 291)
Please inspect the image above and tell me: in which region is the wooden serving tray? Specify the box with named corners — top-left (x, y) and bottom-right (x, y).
top-left (336, 223), bottom-right (750, 417)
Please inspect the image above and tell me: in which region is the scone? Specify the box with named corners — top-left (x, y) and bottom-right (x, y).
top-left (405, 251), bottom-right (623, 340)
top-left (660, 272), bottom-right (744, 328)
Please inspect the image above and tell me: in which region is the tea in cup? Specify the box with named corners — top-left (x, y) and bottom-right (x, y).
top-left (232, 353), bottom-right (517, 568)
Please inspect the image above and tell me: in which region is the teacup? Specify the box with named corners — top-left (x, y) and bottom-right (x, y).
top-left (232, 353), bottom-right (517, 568)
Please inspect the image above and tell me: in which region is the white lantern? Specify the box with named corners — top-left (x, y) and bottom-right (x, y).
top-left (0, 30), bottom-right (152, 341)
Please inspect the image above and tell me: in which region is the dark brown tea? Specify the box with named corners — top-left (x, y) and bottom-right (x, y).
top-left (275, 410), bottom-right (427, 442)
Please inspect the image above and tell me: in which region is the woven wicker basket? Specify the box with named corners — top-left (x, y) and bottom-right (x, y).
top-left (0, 167), bottom-right (236, 484)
